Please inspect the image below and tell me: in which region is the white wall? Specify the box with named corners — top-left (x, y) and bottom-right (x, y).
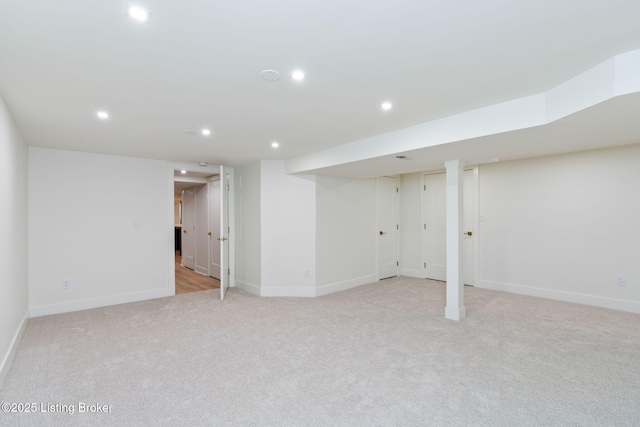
top-left (399, 173), bottom-right (422, 277)
top-left (0, 94), bottom-right (29, 387)
top-left (28, 148), bottom-right (172, 316)
top-left (260, 160), bottom-right (316, 296)
top-left (478, 144), bottom-right (640, 313)
top-left (235, 161), bottom-right (262, 294)
top-left (316, 176), bottom-right (377, 295)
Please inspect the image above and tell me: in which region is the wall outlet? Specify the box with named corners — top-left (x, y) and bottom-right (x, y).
top-left (62, 278), bottom-right (71, 289)
top-left (304, 270), bottom-right (311, 278)
top-left (616, 275), bottom-right (626, 286)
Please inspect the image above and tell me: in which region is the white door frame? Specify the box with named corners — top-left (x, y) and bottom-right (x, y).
top-left (168, 162), bottom-right (235, 296)
top-left (420, 167), bottom-right (479, 286)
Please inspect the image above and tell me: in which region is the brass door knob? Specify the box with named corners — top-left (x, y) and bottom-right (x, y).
top-left (379, 231), bottom-right (387, 235)
top-left (208, 232), bottom-right (212, 236)
top-left (464, 231), bottom-right (472, 236)
top-left (183, 230), bottom-right (187, 234)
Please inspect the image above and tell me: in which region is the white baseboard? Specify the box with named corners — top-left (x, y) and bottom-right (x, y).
top-left (478, 279), bottom-right (640, 314)
top-left (260, 286), bottom-right (316, 297)
top-left (235, 280), bottom-right (261, 296)
top-left (0, 311), bottom-right (29, 390)
top-left (235, 275), bottom-right (379, 298)
top-left (400, 268), bottom-right (422, 279)
top-left (29, 288), bottom-right (173, 318)
top-left (316, 274), bottom-right (378, 297)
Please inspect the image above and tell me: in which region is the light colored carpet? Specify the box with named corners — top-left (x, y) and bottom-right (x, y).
top-left (1, 277), bottom-right (639, 426)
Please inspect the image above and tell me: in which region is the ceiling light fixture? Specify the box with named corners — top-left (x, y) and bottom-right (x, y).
top-left (202, 129), bottom-right (211, 136)
top-left (381, 102), bottom-right (393, 111)
top-left (271, 142), bottom-right (279, 148)
top-left (97, 111), bottom-right (109, 119)
top-left (261, 69), bottom-right (281, 81)
top-left (291, 70), bottom-right (306, 81)
top-left (126, 4), bottom-right (151, 22)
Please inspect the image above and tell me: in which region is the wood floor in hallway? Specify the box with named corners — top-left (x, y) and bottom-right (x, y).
top-left (175, 252), bottom-right (220, 294)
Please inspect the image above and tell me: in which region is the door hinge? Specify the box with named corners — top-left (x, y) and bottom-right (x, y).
top-left (228, 226), bottom-right (230, 233)
top-left (424, 184), bottom-right (426, 191)
top-left (396, 187), bottom-right (399, 193)
top-left (424, 262), bottom-right (426, 268)
top-left (396, 224), bottom-right (399, 230)
top-left (227, 183), bottom-right (230, 191)
top-left (396, 261), bottom-right (399, 267)
top-left (423, 224), bottom-right (426, 230)
top-left (227, 268), bottom-right (230, 275)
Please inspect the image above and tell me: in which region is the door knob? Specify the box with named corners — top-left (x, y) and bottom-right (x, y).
top-left (183, 230), bottom-right (187, 234)
top-left (464, 231), bottom-right (472, 236)
top-left (208, 232), bottom-right (212, 236)
top-left (379, 231), bottom-right (386, 235)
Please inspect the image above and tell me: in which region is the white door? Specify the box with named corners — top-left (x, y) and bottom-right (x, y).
top-left (422, 170), bottom-right (474, 284)
top-left (181, 187), bottom-right (196, 270)
top-left (423, 173), bottom-right (447, 281)
top-left (377, 176), bottom-right (399, 280)
top-left (462, 172), bottom-right (474, 285)
top-left (194, 184), bottom-right (209, 275)
top-left (209, 178), bottom-right (221, 280)
top-left (219, 166), bottom-right (230, 300)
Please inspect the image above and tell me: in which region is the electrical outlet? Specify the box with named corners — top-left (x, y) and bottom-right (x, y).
top-left (617, 275), bottom-right (626, 286)
top-left (62, 278), bottom-right (71, 289)
top-left (304, 270), bottom-right (311, 278)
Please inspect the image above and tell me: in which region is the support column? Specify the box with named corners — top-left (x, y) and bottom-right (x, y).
top-left (445, 160), bottom-right (466, 321)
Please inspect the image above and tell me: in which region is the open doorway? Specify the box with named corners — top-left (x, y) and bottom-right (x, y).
top-left (173, 170), bottom-right (220, 294)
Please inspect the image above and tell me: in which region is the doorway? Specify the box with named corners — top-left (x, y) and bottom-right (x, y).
top-left (174, 172), bottom-right (219, 294)
top-left (169, 164), bottom-right (235, 299)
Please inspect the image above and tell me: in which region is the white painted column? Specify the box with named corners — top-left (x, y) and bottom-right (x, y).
top-left (445, 160), bottom-right (466, 321)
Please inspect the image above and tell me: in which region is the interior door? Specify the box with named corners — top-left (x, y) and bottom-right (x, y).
top-left (377, 176), bottom-right (398, 279)
top-left (219, 166), bottom-right (230, 300)
top-left (181, 187), bottom-right (196, 270)
top-left (423, 173), bottom-right (447, 281)
top-left (462, 171), bottom-right (474, 285)
top-left (194, 184), bottom-right (209, 275)
top-left (422, 170), bottom-right (474, 284)
top-left (209, 178), bottom-right (221, 280)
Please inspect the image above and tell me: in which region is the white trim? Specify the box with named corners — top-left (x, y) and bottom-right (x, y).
top-left (316, 274), bottom-right (378, 297)
top-left (478, 279), bottom-right (640, 314)
top-left (29, 288), bottom-right (172, 318)
top-left (400, 268), bottom-right (422, 279)
top-left (235, 280), bottom-right (260, 296)
top-left (0, 312), bottom-right (28, 389)
top-left (260, 286), bottom-right (316, 297)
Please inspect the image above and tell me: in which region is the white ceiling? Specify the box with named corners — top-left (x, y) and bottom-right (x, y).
top-left (1, 0), bottom-right (640, 176)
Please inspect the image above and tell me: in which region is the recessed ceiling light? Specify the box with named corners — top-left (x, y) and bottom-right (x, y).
top-left (202, 129), bottom-right (211, 136)
top-left (291, 70), bottom-right (306, 81)
top-left (180, 170), bottom-right (187, 174)
top-left (271, 142), bottom-right (279, 148)
top-left (97, 111), bottom-right (109, 119)
top-left (126, 4), bottom-right (151, 22)
top-left (261, 69), bottom-right (281, 81)
top-left (381, 102), bottom-right (393, 111)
